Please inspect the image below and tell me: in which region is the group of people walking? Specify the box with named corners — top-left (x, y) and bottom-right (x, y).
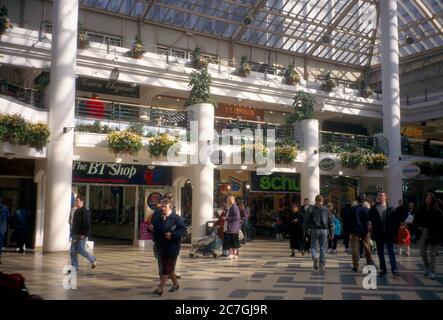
top-left (282, 192), bottom-right (443, 279)
top-left (64, 190), bottom-right (441, 298)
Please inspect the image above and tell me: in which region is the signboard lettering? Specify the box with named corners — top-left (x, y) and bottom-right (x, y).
top-left (76, 77), bottom-right (140, 98)
top-left (251, 172), bottom-right (300, 193)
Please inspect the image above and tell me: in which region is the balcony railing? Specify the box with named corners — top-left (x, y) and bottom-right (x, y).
top-left (402, 138), bottom-right (443, 158)
top-left (320, 131), bottom-right (375, 150)
top-left (74, 97), bottom-right (187, 135)
top-left (0, 80), bottom-right (43, 108)
top-left (402, 84), bottom-right (443, 105)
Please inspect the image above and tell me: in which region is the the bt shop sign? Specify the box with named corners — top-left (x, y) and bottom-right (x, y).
top-left (72, 161), bottom-right (171, 185)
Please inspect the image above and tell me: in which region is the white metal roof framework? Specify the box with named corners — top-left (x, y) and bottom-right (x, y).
top-left (80, 0), bottom-right (443, 68)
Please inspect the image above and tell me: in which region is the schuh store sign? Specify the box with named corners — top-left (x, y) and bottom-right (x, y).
top-left (251, 172), bottom-right (300, 193)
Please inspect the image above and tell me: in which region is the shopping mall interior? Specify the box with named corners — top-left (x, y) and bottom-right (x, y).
top-left (0, 0), bottom-right (442, 300)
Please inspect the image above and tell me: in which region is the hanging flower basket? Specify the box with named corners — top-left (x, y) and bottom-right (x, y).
top-left (339, 151), bottom-right (365, 169)
top-left (320, 72), bottom-right (336, 92)
top-left (0, 113), bottom-right (50, 151)
top-left (275, 144), bottom-right (298, 164)
top-left (147, 133), bottom-right (180, 158)
top-left (192, 46), bottom-right (208, 69)
top-left (364, 153), bottom-right (387, 170)
top-left (106, 130), bottom-right (143, 156)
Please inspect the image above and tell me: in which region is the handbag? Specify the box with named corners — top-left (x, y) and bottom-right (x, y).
top-left (239, 230), bottom-right (245, 241)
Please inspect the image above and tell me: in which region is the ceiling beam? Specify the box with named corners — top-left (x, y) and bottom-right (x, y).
top-left (414, 0), bottom-right (443, 34)
top-left (366, 2), bottom-right (380, 68)
top-left (306, 0), bottom-right (359, 56)
top-left (231, 0), bottom-right (268, 42)
top-left (140, 0), bottom-right (157, 22)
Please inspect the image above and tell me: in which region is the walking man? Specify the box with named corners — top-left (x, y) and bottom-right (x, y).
top-left (305, 195), bottom-right (334, 275)
top-left (368, 192), bottom-right (400, 277)
top-left (69, 195), bottom-right (97, 272)
top-left (349, 193), bottom-right (374, 272)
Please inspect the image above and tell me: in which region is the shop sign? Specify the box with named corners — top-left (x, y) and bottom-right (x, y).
top-left (72, 161), bottom-right (171, 185)
top-left (216, 103), bottom-right (265, 121)
top-left (319, 158), bottom-right (335, 171)
top-left (76, 77), bottom-right (140, 98)
top-left (403, 164), bottom-right (421, 178)
top-left (139, 221), bottom-right (153, 240)
top-left (251, 172), bottom-right (300, 193)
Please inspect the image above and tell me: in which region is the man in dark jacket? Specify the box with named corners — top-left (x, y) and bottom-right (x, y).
top-left (305, 195), bottom-right (333, 275)
top-left (349, 194), bottom-right (374, 272)
top-left (368, 192), bottom-right (400, 277)
top-left (69, 196), bottom-right (97, 272)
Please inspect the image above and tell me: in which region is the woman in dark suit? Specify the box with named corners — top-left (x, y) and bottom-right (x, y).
top-left (287, 203), bottom-right (306, 257)
top-left (151, 199), bottom-right (186, 296)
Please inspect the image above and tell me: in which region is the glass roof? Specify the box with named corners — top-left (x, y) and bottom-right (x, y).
top-left (80, 0), bottom-right (443, 67)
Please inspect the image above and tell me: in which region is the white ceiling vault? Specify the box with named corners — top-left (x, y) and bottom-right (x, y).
top-left (80, 0), bottom-right (443, 68)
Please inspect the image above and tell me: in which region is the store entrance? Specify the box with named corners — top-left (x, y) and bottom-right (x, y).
top-left (89, 185), bottom-right (135, 243)
top-left (0, 178), bottom-right (37, 249)
top-left (249, 192), bottom-right (300, 237)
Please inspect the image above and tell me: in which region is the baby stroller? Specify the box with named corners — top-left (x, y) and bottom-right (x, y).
top-left (189, 221), bottom-right (221, 258)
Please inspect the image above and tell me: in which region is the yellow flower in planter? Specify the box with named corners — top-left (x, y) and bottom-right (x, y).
top-left (275, 145), bottom-right (298, 164)
top-left (364, 152), bottom-right (388, 170)
top-left (107, 130), bottom-right (143, 156)
top-left (147, 133), bottom-right (180, 158)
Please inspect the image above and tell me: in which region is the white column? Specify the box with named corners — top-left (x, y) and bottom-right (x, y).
top-left (380, 0), bottom-right (402, 205)
top-left (187, 103), bottom-right (214, 244)
top-left (300, 119), bottom-right (320, 203)
top-left (43, 0), bottom-right (78, 252)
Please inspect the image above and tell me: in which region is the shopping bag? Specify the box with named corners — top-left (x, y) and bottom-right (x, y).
top-left (239, 230), bottom-right (245, 241)
top-left (86, 240), bottom-right (94, 254)
top-left (405, 214), bottom-right (414, 224)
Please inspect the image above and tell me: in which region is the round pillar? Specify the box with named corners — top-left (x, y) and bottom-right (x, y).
top-left (186, 103), bottom-right (215, 244)
top-left (380, 0), bottom-right (402, 204)
top-left (300, 119), bottom-right (320, 203)
top-left (43, 0), bottom-right (78, 252)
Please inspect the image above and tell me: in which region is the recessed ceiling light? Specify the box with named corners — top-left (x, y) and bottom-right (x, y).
top-left (270, 111), bottom-right (273, 114)
top-left (282, 113), bottom-right (286, 115)
top-left (176, 98), bottom-right (180, 101)
top-left (157, 96), bottom-right (162, 99)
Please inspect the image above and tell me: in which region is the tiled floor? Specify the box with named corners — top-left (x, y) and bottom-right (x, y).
top-left (1, 240), bottom-right (442, 300)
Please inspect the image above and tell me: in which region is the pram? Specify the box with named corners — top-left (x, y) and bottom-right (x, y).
top-left (189, 220), bottom-right (221, 258)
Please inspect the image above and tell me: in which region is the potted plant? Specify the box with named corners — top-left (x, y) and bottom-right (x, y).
top-left (339, 151), bottom-right (365, 169)
top-left (238, 56), bottom-right (251, 77)
top-left (77, 23), bottom-right (89, 49)
top-left (320, 72), bottom-right (336, 92)
top-left (364, 152), bottom-right (387, 170)
top-left (26, 122), bottom-right (51, 152)
top-left (192, 46), bottom-right (208, 69)
top-left (128, 35), bottom-right (145, 59)
top-left (360, 81), bottom-right (374, 98)
top-left (275, 141), bottom-right (298, 164)
top-left (286, 91), bottom-right (316, 124)
top-left (241, 143), bottom-right (268, 162)
top-left (147, 133), bottom-right (180, 158)
top-left (284, 63), bottom-right (300, 85)
top-left (0, 113), bottom-right (50, 151)
top-left (0, 4), bottom-right (12, 36)
top-left (185, 68), bottom-right (214, 107)
top-left (106, 130), bottom-right (143, 156)
top-left (0, 113), bottom-right (28, 145)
